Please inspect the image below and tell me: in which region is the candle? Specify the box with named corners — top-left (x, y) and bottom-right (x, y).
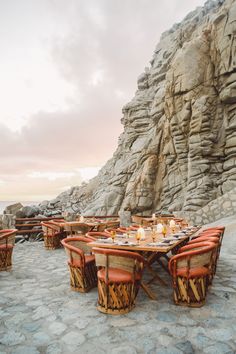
top-left (80, 215), bottom-right (84, 223)
top-left (137, 226), bottom-right (146, 240)
top-left (152, 213), bottom-right (156, 220)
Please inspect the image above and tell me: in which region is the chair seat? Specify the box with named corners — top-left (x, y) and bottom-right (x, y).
top-left (98, 267), bottom-right (141, 284)
top-left (0, 244), bottom-right (13, 250)
top-left (69, 254), bottom-right (95, 268)
top-left (176, 267), bottom-right (210, 278)
top-left (177, 266), bottom-right (210, 278)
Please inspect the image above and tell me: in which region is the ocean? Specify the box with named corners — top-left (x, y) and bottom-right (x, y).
top-left (0, 201), bottom-right (39, 214)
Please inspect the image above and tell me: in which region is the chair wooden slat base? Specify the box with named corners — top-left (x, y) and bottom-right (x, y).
top-left (0, 246), bottom-right (13, 271)
top-left (0, 229), bottom-right (17, 271)
top-left (43, 233), bottom-right (63, 250)
top-left (97, 278), bottom-right (139, 315)
top-left (69, 262), bottom-right (97, 293)
top-left (173, 275), bottom-right (208, 308)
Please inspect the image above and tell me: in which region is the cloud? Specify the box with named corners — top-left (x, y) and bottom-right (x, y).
top-left (0, 0), bottom-right (206, 200)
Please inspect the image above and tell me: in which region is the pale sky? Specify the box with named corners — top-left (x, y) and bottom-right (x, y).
top-left (0, 0), bottom-right (206, 201)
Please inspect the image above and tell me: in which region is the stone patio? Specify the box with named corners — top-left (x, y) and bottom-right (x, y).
top-left (0, 216), bottom-right (236, 353)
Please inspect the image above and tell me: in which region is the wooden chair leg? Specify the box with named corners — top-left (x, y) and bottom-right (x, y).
top-left (44, 235), bottom-right (61, 250)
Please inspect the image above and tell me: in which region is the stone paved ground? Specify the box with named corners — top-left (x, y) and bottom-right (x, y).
top-left (0, 216), bottom-right (236, 354)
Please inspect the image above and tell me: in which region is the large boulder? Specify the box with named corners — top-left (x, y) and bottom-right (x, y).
top-left (20, 206), bottom-right (40, 218)
top-left (4, 203), bottom-right (23, 215)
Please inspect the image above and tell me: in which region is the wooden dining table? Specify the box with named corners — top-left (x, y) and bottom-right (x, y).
top-left (88, 227), bottom-right (200, 300)
top-left (50, 220), bottom-right (107, 234)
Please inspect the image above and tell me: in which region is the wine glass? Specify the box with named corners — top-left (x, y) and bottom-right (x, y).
top-left (162, 224), bottom-right (167, 238)
top-left (151, 227), bottom-right (157, 243)
top-left (136, 232), bottom-right (141, 245)
top-left (111, 230), bottom-right (116, 243)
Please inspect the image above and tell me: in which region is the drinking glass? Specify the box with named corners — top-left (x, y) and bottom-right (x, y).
top-left (111, 230), bottom-right (116, 243)
top-left (136, 232), bottom-right (141, 245)
top-left (162, 224), bottom-right (167, 237)
top-left (151, 228), bottom-right (157, 243)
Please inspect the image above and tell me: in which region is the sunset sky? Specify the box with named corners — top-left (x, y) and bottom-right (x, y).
top-left (0, 0), bottom-right (206, 201)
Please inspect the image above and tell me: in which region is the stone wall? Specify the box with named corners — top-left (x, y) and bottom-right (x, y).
top-left (177, 186), bottom-right (236, 224)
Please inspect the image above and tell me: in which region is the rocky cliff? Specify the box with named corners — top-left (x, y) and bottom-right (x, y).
top-left (40, 0), bottom-right (236, 219)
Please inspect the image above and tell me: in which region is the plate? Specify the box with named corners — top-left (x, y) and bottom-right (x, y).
top-left (117, 241), bottom-right (137, 246)
top-left (160, 239), bottom-right (172, 244)
top-left (96, 238), bottom-right (115, 244)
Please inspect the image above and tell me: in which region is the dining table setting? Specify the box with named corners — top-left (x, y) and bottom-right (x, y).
top-left (88, 224), bottom-right (200, 300)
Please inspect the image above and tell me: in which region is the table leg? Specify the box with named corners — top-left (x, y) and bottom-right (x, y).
top-left (146, 263), bottom-right (167, 286)
top-left (157, 259), bottom-right (170, 275)
top-left (145, 253), bottom-right (168, 286)
top-left (140, 281), bottom-right (157, 300)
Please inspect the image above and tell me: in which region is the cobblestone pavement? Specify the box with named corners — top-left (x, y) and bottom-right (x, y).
top-left (0, 216), bottom-right (236, 354)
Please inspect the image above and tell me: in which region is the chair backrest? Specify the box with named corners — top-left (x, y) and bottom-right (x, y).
top-left (95, 223), bottom-right (107, 232)
top-left (129, 225), bottom-right (139, 230)
top-left (105, 220), bottom-right (120, 229)
top-left (64, 223), bottom-right (92, 235)
top-left (86, 232), bottom-right (110, 239)
top-left (93, 247), bottom-right (144, 274)
top-left (142, 219), bottom-right (154, 227)
top-left (131, 215), bottom-right (143, 225)
top-left (200, 230), bottom-right (221, 236)
top-left (202, 227), bottom-right (225, 233)
top-left (105, 228), bottom-right (128, 235)
top-left (169, 242), bottom-right (216, 274)
top-left (0, 229), bottom-right (17, 246)
top-left (61, 236), bottom-right (93, 267)
top-left (188, 236), bottom-right (220, 245)
top-left (178, 241), bottom-right (217, 253)
top-left (41, 222), bottom-right (60, 235)
top-left (62, 236), bottom-right (92, 254)
top-left (201, 227), bottom-right (225, 238)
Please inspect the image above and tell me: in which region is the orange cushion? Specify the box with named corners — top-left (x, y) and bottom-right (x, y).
top-left (98, 267), bottom-right (141, 284)
top-left (0, 245), bottom-right (13, 250)
top-left (177, 266), bottom-right (210, 278)
top-left (69, 254), bottom-right (95, 268)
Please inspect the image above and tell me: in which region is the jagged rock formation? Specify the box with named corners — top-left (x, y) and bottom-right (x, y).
top-left (40, 0), bottom-right (236, 219)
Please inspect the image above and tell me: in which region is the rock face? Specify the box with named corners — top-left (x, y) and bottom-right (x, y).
top-left (41, 0), bottom-right (236, 219)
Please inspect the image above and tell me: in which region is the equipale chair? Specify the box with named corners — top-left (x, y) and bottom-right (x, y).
top-left (64, 223), bottom-right (92, 237)
top-left (61, 236), bottom-right (97, 293)
top-left (93, 247), bottom-right (145, 314)
top-left (169, 241), bottom-right (216, 307)
top-left (41, 221), bottom-right (66, 250)
top-left (0, 229), bottom-right (17, 271)
top-left (187, 234), bottom-right (221, 278)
